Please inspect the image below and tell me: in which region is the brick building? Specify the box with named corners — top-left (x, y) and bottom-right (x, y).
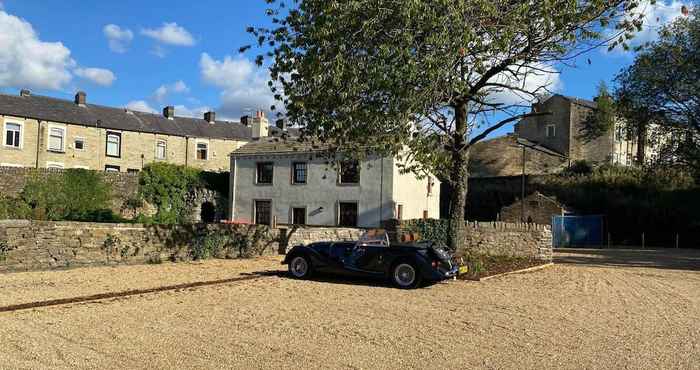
top-left (0, 89), bottom-right (287, 172)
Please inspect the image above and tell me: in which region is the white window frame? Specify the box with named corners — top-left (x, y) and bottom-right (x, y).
top-left (546, 124), bottom-right (556, 138)
top-left (196, 140), bottom-right (209, 161)
top-left (73, 165), bottom-right (90, 169)
top-left (3, 121), bottom-right (23, 149)
top-left (0, 163), bottom-right (23, 167)
top-left (74, 137), bottom-right (86, 151)
top-left (106, 131), bottom-right (121, 158)
top-left (47, 125), bottom-right (66, 153)
top-left (46, 161), bottom-right (64, 169)
top-left (155, 139), bottom-right (167, 160)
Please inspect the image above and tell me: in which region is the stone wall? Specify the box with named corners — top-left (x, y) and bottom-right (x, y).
top-left (0, 220), bottom-right (363, 273)
top-left (464, 222), bottom-right (552, 261)
top-left (499, 192), bottom-right (567, 225)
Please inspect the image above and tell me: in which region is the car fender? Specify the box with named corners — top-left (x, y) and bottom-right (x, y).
top-left (282, 245), bottom-right (325, 266)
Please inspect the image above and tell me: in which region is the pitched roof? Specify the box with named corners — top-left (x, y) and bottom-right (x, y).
top-left (469, 135), bottom-right (568, 178)
top-left (558, 95), bottom-right (597, 109)
top-left (232, 136), bottom-right (331, 156)
top-left (0, 92), bottom-right (253, 140)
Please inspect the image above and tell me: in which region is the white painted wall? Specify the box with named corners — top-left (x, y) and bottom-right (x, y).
top-left (390, 159), bottom-right (441, 221)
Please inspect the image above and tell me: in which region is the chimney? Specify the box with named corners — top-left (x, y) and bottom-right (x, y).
top-left (252, 110), bottom-right (269, 138)
top-left (20, 89), bottom-right (31, 97)
top-left (163, 106), bottom-right (175, 120)
top-left (204, 111), bottom-right (216, 124)
top-left (240, 115), bottom-right (250, 126)
top-left (75, 91), bottom-right (86, 106)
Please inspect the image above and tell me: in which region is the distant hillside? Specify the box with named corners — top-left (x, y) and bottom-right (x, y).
top-left (469, 135), bottom-right (567, 178)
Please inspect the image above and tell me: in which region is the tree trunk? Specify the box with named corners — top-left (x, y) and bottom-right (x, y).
top-left (448, 101), bottom-right (469, 251)
top-left (636, 121), bottom-right (647, 166)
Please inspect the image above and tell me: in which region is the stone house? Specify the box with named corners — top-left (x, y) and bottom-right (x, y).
top-left (499, 192), bottom-right (572, 225)
top-left (229, 137), bottom-right (440, 228)
top-left (514, 94), bottom-right (656, 166)
top-left (0, 89), bottom-right (286, 173)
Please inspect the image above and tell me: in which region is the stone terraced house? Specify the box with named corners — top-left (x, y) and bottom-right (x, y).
top-left (229, 137), bottom-right (440, 228)
top-left (0, 89), bottom-right (289, 173)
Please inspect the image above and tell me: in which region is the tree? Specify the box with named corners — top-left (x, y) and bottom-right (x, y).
top-left (579, 81), bottom-right (616, 143)
top-left (245, 0), bottom-right (649, 250)
top-left (615, 10), bottom-right (699, 170)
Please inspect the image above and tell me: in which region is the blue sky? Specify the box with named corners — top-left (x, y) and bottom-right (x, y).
top-left (0, 0), bottom-right (692, 137)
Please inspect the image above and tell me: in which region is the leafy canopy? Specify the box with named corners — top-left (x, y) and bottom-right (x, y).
top-left (247, 0), bottom-right (650, 178)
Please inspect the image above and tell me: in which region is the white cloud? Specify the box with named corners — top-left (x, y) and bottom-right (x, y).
top-left (103, 24), bottom-right (133, 53)
top-left (75, 67), bottom-right (116, 87)
top-left (126, 100), bottom-right (157, 114)
top-left (0, 9), bottom-right (74, 90)
top-left (153, 80), bottom-right (189, 102)
top-left (485, 63), bottom-right (563, 107)
top-left (174, 105), bottom-right (211, 118)
top-left (199, 53), bottom-right (276, 118)
top-left (141, 22), bottom-right (195, 46)
top-left (607, 1), bottom-right (691, 51)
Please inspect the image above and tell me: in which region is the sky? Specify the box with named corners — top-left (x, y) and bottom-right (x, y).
top-left (0, 0), bottom-right (693, 137)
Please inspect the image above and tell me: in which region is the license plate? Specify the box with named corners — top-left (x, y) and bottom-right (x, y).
top-left (458, 265), bottom-right (469, 275)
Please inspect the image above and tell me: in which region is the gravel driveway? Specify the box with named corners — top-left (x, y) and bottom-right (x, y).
top-left (1, 249), bottom-right (699, 369)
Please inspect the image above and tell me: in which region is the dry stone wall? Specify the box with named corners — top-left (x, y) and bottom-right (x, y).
top-left (464, 222), bottom-right (552, 261)
top-left (0, 220), bottom-right (363, 273)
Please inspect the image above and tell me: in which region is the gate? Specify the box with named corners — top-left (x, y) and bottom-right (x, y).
top-left (552, 215), bottom-right (604, 248)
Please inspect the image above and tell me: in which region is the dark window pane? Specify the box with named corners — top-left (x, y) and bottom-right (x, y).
top-left (292, 207), bottom-right (306, 225)
top-left (257, 162), bottom-right (274, 184)
top-left (293, 162), bottom-right (307, 184)
top-left (338, 202), bottom-right (358, 227)
top-left (255, 200), bottom-right (272, 225)
top-left (340, 161), bottom-right (360, 184)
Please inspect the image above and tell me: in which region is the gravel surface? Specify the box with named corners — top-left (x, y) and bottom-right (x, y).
top-left (1, 250), bottom-right (699, 369)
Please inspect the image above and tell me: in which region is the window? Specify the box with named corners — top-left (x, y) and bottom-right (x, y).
top-left (196, 142), bottom-right (208, 160)
top-left (74, 138), bottom-right (85, 151)
top-left (546, 124), bottom-right (556, 138)
top-left (105, 165), bottom-right (120, 172)
top-left (396, 204), bottom-right (404, 221)
top-left (127, 168), bottom-right (140, 174)
top-left (292, 207), bottom-right (306, 225)
top-left (292, 162), bottom-right (307, 184)
top-left (46, 162), bottom-right (64, 169)
top-left (338, 202), bottom-right (358, 227)
top-left (155, 140), bottom-right (167, 160)
top-left (4, 122), bottom-right (21, 148)
top-left (47, 127), bottom-right (65, 152)
top-left (257, 162), bottom-right (274, 184)
top-left (106, 131), bottom-right (121, 157)
top-left (255, 200), bottom-right (272, 226)
top-left (339, 161), bottom-right (360, 184)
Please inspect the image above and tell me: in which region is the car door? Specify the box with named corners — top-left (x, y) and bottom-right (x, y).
top-left (347, 245), bottom-right (386, 275)
top-left (327, 242), bottom-right (355, 274)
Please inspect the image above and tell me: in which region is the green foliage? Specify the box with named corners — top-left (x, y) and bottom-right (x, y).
top-left (246, 0), bottom-right (650, 249)
top-left (563, 160), bottom-right (594, 176)
top-left (615, 11), bottom-right (700, 173)
top-left (579, 82), bottom-right (616, 143)
top-left (0, 195), bottom-right (31, 220)
top-left (18, 169), bottom-right (116, 222)
top-left (139, 163), bottom-right (202, 224)
top-left (401, 219), bottom-right (450, 247)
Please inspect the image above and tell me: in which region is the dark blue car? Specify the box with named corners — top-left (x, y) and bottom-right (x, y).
top-left (282, 230), bottom-right (461, 289)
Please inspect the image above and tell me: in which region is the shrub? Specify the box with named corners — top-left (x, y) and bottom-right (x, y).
top-left (401, 219), bottom-right (450, 247)
top-left (139, 163), bottom-right (202, 224)
top-left (18, 169), bottom-right (116, 221)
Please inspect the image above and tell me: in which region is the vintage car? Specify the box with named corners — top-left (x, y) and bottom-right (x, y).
top-left (282, 230), bottom-right (463, 289)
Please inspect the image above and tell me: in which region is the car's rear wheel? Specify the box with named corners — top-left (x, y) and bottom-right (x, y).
top-left (289, 255), bottom-right (312, 279)
top-left (392, 262), bottom-right (421, 289)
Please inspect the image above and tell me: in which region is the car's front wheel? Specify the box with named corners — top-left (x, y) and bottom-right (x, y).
top-left (391, 262), bottom-right (422, 289)
top-left (288, 255), bottom-right (312, 279)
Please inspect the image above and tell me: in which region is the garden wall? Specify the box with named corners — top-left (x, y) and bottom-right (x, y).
top-left (464, 222), bottom-right (552, 261)
top-left (0, 220), bottom-right (362, 273)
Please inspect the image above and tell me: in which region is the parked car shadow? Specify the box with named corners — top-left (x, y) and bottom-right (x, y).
top-left (555, 248), bottom-right (700, 271)
top-left (243, 270), bottom-right (443, 289)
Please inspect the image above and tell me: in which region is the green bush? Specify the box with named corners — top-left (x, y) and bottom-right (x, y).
top-left (18, 169), bottom-right (116, 221)
top-left (401, 219), bottom-right (450, 246)
top-left (138, 163), bottom-right (202, 224)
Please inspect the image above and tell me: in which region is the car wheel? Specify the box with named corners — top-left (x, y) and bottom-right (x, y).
top-left (288, 255), bottom-right (312, 279)
top-left (392, 262), bottom-right (421, 289)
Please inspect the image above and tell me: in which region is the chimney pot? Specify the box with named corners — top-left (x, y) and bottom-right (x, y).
top-left (20, 89), bottom-right (31, 97)
top-left (75, 91), bottom-right (86, 106)
top-left (204, 111), bottom-right (216, 124)
top-left (163, 106), bottom-right (175, 119)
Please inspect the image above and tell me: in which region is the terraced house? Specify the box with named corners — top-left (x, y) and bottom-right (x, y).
top-left (0, 89), bottom-right (279, 172)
